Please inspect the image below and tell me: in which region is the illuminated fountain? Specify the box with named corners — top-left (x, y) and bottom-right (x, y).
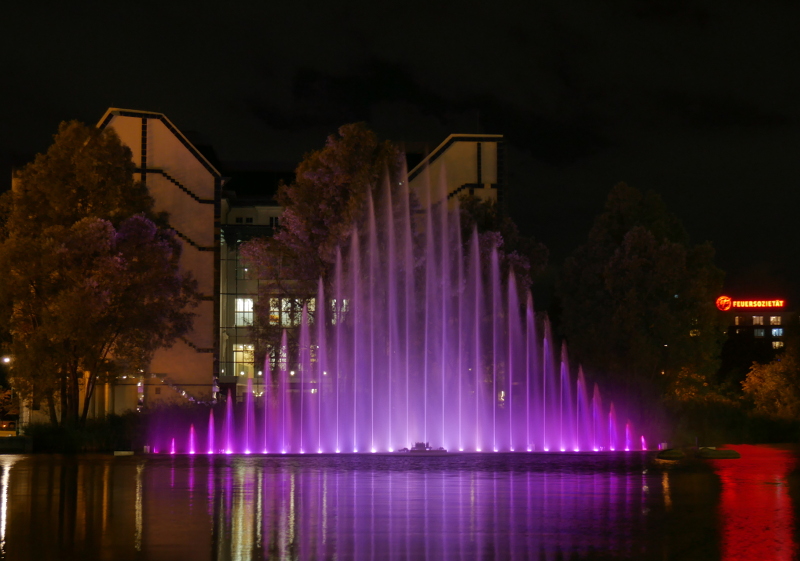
top-left (152, 174), bottom-right (645, 454)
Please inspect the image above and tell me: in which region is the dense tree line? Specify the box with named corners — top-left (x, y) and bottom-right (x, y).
top-left (557, 183), bottom-right (726, 418)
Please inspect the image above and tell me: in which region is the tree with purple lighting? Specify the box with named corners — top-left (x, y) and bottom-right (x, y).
top-left (0, 122), bottom-right (198, 425)
top-left (240, 122), bottom-right (405, 367)
top-left (458, 193), bottom-right (548, 298)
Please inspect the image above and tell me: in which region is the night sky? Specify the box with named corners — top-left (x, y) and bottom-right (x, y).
top-left (3, 1), bottom-right (799, 302)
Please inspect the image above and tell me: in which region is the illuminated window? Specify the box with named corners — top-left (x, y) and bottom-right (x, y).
top-left (269, 298), bottom-right (280, 325)
top-left (772, 328), bottom-right (784, 337)
top-left (689, 329), bottom-right (700, 337)
top-left (754, 328), bottom-right (765, 337)
top-left (282, 299), bottom-right (295, 327)
top-left (267, 344), bottom-right (287, 371)
top-left (773, 341), bottom-right (785, 349)
top-left (233, 344), bottom-right (254, 377)
top-left (770, 316), bottom-right (782, 325)
top-left (734, 316), bottom-right (742, 326)
top-left (752, 316), bottom-right (764, 325)
top-left (268, 298), bottom-right (315, 327)
top-left (235, 298), bottom-right (254, 326)
top-left (330, 298), bottom-right (350, 325)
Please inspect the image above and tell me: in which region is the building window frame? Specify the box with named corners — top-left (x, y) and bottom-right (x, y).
top-left (235, 298), bottom-right (254, 326)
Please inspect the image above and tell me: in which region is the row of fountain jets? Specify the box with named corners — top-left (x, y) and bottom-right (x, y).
top-left (153, 172), bottom-right (647, 454)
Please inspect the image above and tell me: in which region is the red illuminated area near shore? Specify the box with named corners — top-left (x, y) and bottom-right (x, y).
top-left (716, 296), bottom-right (785, 311)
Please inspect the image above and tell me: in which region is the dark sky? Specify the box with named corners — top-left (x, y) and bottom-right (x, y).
top-left (3, 1), bottom-right (799, 301)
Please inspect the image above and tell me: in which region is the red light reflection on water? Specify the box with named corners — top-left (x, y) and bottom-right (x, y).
top-left (714, 445), bottom-right (797, 561)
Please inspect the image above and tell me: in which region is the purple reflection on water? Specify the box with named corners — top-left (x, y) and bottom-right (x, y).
top-left (183, 454), bottom-right (663, 560)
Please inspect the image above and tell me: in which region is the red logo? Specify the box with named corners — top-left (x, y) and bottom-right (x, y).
top-left (716, 296), bottom-right (732, 311)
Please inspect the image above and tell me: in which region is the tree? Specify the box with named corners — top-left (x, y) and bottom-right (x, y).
top-left (742, 351), bottom-right (800, 421)
top-left (558, 183), bottom-right (725, 404)
top-left (1, 121), bottom-right (156, 237)
top-left (741, 318), bottom-right (800, 422)
top-left (458, 194), bottom-right (548, 298)
top-left (240, 123), bottom-right (403, 364)
top-left (0, 121), bottom-right (197, 425)
top-left (245, 122), bottom-right (402, 283)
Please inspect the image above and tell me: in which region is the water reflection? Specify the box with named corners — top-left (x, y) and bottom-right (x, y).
top-left (0, 456), bottom-right (17, 557)
top-left (0, 451), bottom-right (795, 560)
top-left (714, 445), bottom-right (797, 561)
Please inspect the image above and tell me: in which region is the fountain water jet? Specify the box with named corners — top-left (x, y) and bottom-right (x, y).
top-left (151, 173), bottom-right (647, 454)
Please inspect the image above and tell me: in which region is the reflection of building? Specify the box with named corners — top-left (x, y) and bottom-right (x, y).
top-left (62, 109), bottom-right (507, 410)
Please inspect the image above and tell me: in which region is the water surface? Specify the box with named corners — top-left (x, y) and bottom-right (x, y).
top-left (1, 446), bottom-right (795, 560)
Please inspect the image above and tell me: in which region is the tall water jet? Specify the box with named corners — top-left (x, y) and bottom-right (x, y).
top-left (207, 409), bottom-right (215, 454)
top-left (188, 424), bottom-right (196, 455)
top-left (608, 404), bottom-right (617, 452)
top-left (153, 166), bottom-right (646, 454)
top-left (244, 379), bottom-right (254, 454)
top-left (224, 389), bottom-right (234, 454)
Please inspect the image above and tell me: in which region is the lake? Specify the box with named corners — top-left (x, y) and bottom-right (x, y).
top-left (0, 445), bottom-right (796, 560)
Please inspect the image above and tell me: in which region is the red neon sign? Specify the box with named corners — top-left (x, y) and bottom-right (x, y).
top-left (716, 296), bottom-right (732, 311)
top-left (716, 295), bottom-right (785, 311)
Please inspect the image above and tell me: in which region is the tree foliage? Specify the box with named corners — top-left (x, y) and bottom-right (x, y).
top-left (742, 351), bottom-right (800, 421)
top-left (742, 322), bottom-right (800, 422)
top-left (0, 121), bottom-right (198, 425)
top-left (558, 183), bottom-right (725, 400)
top-left (246, 122), bottom-right (402, 283)
top-left (240, 123), bottom-right (404, 363)
top-left (1, 121), bottom-right (155, 237)
top-left (241, 123), bottom-right (545, 372)
top-left (458, 194), bottom-right (548, 297)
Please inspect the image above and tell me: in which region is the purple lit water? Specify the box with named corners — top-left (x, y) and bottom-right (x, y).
top-left (3, 449), bottom-right (797, 560)
top-left (153, 173), bottom-right (645, 455)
